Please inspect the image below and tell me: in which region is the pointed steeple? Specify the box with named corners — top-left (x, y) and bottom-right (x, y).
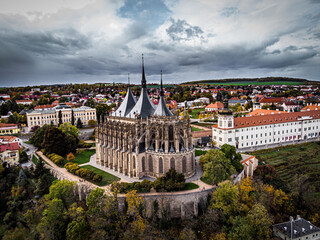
top-left (153, 71), bottom-right (173, 117)
top-left (160, 70), bottom-right (164, 96)
top-left (141, 54), bottom-right (146, 88)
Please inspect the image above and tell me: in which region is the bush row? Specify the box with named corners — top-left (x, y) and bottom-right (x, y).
top-left (110, 169), bottom-right (186, 193)
top-left (47, 153), bottom-right (64, 165)
top-left (111, 180), bottom-right (152, 193)
top-left (64, 162), bottom-right (102, 182)
top-left (77, 140), bottom-right (92, 148)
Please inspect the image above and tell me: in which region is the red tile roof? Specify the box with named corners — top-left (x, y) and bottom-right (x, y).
top-left (247, 109), bottom-right (286, 116)
top-left (0, 123), bottom-right (18, 128)
top-left (213, 110), bottom-right (320, 129)
top-left (0, 142), bottom-right (19, 152)
top-left (205, 102), bottom-right (223, 109)
top-left (302, 105), bottom-right (320, 111)
top-left (259, 97), bottom-right (285, 104)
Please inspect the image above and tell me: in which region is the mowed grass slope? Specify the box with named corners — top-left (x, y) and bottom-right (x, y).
top-left (253, 142), bottom-right (320, 198)
top-left (81, 165), bottom-right (120, 186)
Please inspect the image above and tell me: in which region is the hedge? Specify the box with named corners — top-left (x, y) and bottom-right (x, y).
top-left (47, 153), bottom-right (64, 165)
top-left (64, 162), bottom-right (102, 183)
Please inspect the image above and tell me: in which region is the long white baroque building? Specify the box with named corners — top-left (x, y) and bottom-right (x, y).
top-left (212, 99), bottom-right (320, 150)
top-left (27, 103), bottom-right (96, 131)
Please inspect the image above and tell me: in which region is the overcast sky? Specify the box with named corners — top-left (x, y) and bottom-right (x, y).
top-left (0, 0), bottom-right (319, 87)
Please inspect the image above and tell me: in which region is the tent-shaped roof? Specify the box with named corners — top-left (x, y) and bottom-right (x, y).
top-left (112, 87), bottom-right (136, 117)
top-left (153, 72), bottom-right (173, 116)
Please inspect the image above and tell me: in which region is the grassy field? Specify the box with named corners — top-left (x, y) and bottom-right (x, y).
top-left (190, 108), bottom-right (205, 118)
top-left (182, 182), bottom-right (199, 190)
top-left (195, 149), bottom-right (207, 156)
top-left (253, 142), bottom-right (320, 200)
top-left (74, 149), bottom-right (96, 164)
top-left (81, 165), bottom-right (120, 186)
top-left (191, 126), bottom-right (203, 132)
top-left (207, 81), bottom-right (304, 86)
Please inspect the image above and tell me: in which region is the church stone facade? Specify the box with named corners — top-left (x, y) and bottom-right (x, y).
top-left (95, 58), bottom-right (195, 179)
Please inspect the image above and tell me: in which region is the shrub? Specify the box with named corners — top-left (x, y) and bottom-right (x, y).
top-left (47, 153), bottom-right (64, 165)
top-left (93, 174), bottom-right (102, 182)
top-left (67, 153), bottom-right (75, 162)
top-left (77, 140), bottom-right (91, 148)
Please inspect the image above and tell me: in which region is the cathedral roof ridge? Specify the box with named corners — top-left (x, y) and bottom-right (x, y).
top-left (112, 87), bottom-right (136, 117)
top-left (127, 87), bottom-right (156, 119)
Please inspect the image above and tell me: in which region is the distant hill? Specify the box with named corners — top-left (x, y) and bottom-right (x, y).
top-left (182, 77), bottom-right (318, 86)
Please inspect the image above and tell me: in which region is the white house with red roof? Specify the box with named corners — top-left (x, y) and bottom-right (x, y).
top-left (240, 154), bottom-right (258, 177)
top-left (212, 100), bottom-right (320, 150)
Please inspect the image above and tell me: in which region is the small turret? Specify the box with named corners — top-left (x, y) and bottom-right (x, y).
top-left (218, 97), bottom-right (234, 128)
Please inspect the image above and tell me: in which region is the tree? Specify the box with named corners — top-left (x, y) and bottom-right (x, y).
top-left (211, 180), bottom-right (239, 221)
top-left (76, 118), bottom-right (83, 129)
top-left (247, 203), bottom-right (273, 239)
top-left (229, 216), bottom-right (255, 240)
top-left (125, 190), bottom-right (146, 237)
top-left (37, 198), bottom-right (67, 240)
top-left (58, 110), bottom-right (62, 126)
top-left (42, 126), bottom-right (67, 156)
top-left (86, 188), bottom-right (105, 215)
top-left (58, 122), bottom-right (80, 138)
top-left (65, 134), bottom-right (78, 154)
top-left (47, 180), bottom-right (77, 208)
top-left (67, 153), bottom-right (75, 162)
top-left (71, 110), bottom-right (75, 125)
top-left (220, 144), bottom-right (243, 172)
top-left (30, 125), bottom-right (49, 148)
top-left (88, 120), bottom-right (96, 128)
top-left (85, 98), bottom-right (95, 108)
top-left (200, 149), bottom-right (236, 184)
top-left (19, 150), bottom-right (28, 164)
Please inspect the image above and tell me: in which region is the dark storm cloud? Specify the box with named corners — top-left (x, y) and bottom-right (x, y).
top-left (166, 18), bottom-right (204, 41)
top-left (0, 28), bottom-right (91, 56)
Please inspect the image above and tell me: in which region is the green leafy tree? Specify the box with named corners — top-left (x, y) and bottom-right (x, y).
top-left (58, 122), bottom-right (80, 138)
top-left (229, 216), bottom-right (255, 240)
top-left (30, 125), bottom-right (49, 148)
top-left (200, 149), bottom-right (236, 184)
top-left (247, 203), bottom-right (273, 239)
top-left (220, 144), bottom-right (243, 172)
top-left (47, 180), bottom-right (77, 208)
top-left (211, 180), bottom-right (239, 221)
top-left (58, 110), bottom-right (63, 126)
top-left (85, 98), bottom-right (95, 108)
top-left (71, 110), bottom-right (75, 125)
top-left (76, 118), bottom-right (83, 129)
top-left (41, 126), bottom-right (67, 156)
top-left (37, 198), bottom-right (67, 240)
top-left (19, 150), bottom-right (28, 164)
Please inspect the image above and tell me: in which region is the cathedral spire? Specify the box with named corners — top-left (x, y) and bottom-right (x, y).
top-left (128, 73), bottom-right (130, 85)
top-left (160, 70), bottom-right (164, 96)
top-left (141, 54), bottom-right (146, 88)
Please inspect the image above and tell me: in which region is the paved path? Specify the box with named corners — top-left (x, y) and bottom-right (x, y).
top-left (190, 124), bottom-right (211, 131)
top-left (81, 154), bottom-right (212, 189)
top-left (36, 151), bottom-right (111, 193)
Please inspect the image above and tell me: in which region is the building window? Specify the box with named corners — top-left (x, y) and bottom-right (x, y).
top-left (149, 156), bottom-right (153, 172)
top-left (159, 158), bottom-right (163, 174)
top-left (228, 138), bottom-right (232, 142)
top-left (182, 157), bottom-right (186, 173)
top-left (170, 157), bottom-right (175, 170)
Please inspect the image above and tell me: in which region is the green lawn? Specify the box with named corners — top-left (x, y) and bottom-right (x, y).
top-left (253, 142), bottom-right (320, 203)
top-left (189, 108), bottom-right (205, 119)
top-left (195, 149), bottom-right (207, 156)
top-left (191, 126), bottom-right (203, 132)
top-left (81, 165), bottom-right (120, 186)
top-left (192, 122), bottom-right (216, 128)
top-left (207, 81), bottom-right (304, 86)
top-left (74, 149), bottom-right (96, 164)
top-left (200, 176), bottom-right (212, 185)
top-left (182, 182), bottom-right (199, 190)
